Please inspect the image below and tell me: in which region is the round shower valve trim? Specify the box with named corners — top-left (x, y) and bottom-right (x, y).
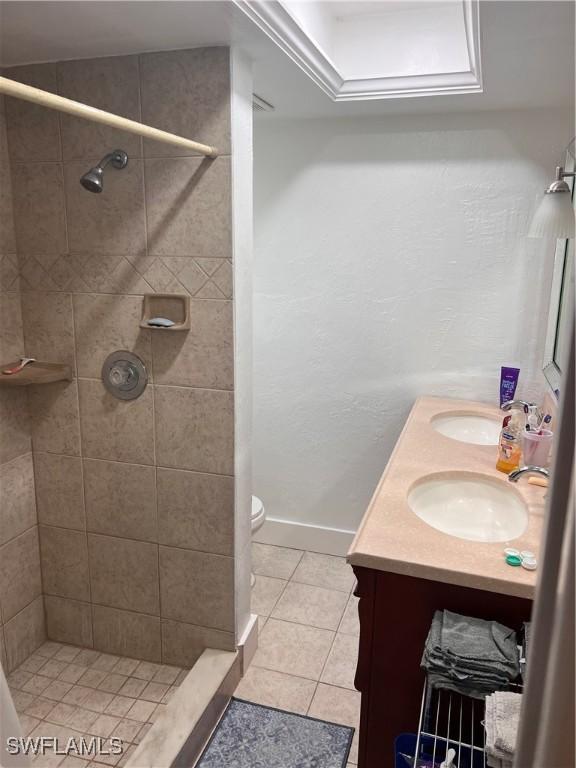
top-left (102, 350), bottom-right (148, 400)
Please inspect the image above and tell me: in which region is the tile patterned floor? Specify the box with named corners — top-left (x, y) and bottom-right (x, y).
top-left (235, 544), bottom-right (360, 767)
top-left (7, 642), bottom-right (187, 767)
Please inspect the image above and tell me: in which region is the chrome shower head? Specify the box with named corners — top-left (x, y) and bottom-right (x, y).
top-left (80, 150), bottom-right (128, 193)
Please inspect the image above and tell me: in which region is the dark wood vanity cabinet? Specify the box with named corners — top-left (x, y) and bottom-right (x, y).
top-left (352, 566), bottom-right (532, 768)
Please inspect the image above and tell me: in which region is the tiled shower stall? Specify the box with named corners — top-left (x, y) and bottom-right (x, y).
top-left (0, 45), bottom-right (251, 690)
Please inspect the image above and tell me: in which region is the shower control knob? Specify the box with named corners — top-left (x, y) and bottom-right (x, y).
top-left (109, 363), bottom-right (136, 387)
top-left (102, 351), bottom-right (147, 400)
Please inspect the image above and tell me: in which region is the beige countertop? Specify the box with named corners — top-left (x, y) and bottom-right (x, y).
top-left (347, 396), bottom-right (545, 599)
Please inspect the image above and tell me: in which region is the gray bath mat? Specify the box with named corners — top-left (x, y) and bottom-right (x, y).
top-left (196, 698), bottom-right (354, 767)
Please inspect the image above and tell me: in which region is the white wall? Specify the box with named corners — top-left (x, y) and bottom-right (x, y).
top-left (252, 109), bottom-right (573, 553)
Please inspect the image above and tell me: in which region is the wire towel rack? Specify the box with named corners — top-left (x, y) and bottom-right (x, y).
top-left (408, 679), bottom-right (523, 768)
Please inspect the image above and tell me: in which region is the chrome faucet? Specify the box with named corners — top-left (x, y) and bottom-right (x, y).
top-left (501, 399), bottom-right (536, 411)
top-left (508, 466), bottom-right (550, 483)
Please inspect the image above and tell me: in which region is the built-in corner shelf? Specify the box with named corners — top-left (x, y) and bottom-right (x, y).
top-left (0, 361), bottom-right (73, 386)
top-left (140, 294), bottom-right (191, 331)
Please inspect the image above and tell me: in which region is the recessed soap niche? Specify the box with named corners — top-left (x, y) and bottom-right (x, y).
top-left (140, 294), bottom-right (191, 331)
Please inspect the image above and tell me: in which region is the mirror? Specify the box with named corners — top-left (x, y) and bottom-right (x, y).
top-left (543, 149), bottom-right (575, 396)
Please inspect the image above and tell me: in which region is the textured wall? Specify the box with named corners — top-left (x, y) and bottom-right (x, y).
top-left (0, 97), bottom-right (46, 673)
top-left (253, 109), bottom-right (573, 543)
top-left (3, 48), bottom-right (238, 668)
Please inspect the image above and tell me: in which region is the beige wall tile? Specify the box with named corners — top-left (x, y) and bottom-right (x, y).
top-left (209, 260), bottom-right (232, 298)
top-left (78, 379), bottom-right (154, 465)
top-left (135, 257), bottom-right (182, 293)
top-left (0, 526), bottom-right (42, 621)
top-left (0, 453), bottom-right (36, 546)
top-left (154, 386), bottom-right (233, 474)
top-left (151, 300), bottom-right (233, 389)
top-left (92, 605), bottom-right (161, 663)
top-left (89, 534), bottom-right (159, 615)
top-left (21, 253), bottom-right (84, 293)
top-left (0, 255), bottom-right (20, 292)
top-left (0, 111), bottom-right (16, 254)
top-left (1, 48), bottom-right (238, 662)
top-left (157, 468), bottom-right (233, 555)
top-left (57, 56), bottom-right (142, 160)
top-left (34, 453), bottom-right (85, 530)
top-left (145, 157), bottom-right (231, 258)
top-left (22, 292), bottom-right (76, 369)
top-left (0, 625), bottom-right (6, 670)
top-left (4, 596), bottom-right (46, 672)
top-left (160, 619), bottom-right (234, 668)
top-left (45, 595), bottom-right (93, 647)
top-left (140, 48), bottom-right (230, 157)
top-left (29, 380), bottom-right (81, 456)
top-left (84, 459), bottom-right (157, 543)
top-left (159, 258), bottom-right (207, 296)
top-left (4, 64), bottom-right (61, 162)
top-left (11, 163), bottom-right (67, 254)
top-left (177, 258), bottom-right (232, 299)
top-left (64, 160), bottom-right (146, 255)
top-left (40, 525), bottom-right (90, 601)
top-left (0, 291), bottom-right (24, 361)
top-left (18, 254), bottom-right (59, 291)
top-left (0, 389), bottom-right (31, 463)
top-left (50, 253), bottom-right (150, 295)
top-left (159, 547), bottom-right (233, 631)
top-left (73, 294), bottom-right (151, 379)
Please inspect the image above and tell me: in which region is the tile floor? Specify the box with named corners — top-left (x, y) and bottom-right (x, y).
top-left (7, 546), bottom-right (359, 768)
top-left (7, 642), bottom-right (187, 767)
top-left (235, 544), bottom-right (360, 767)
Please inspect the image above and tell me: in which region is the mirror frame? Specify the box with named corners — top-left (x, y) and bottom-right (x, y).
top-left (542, 150), bottom-right (575, 396)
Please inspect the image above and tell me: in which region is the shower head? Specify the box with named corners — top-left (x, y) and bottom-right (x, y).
top-left (80, 150), bottom-right (128, 193)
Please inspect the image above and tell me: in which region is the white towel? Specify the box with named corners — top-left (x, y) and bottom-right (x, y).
top-left (485, 691), bottom-right (522, 765)
top-left (487, 756), bottom-right (513, 768)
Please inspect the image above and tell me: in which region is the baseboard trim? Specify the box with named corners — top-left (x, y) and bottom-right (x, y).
top-left (253, 517), bottom-right (355, 557)
top-left (237, 613), bottom-right (259, 675)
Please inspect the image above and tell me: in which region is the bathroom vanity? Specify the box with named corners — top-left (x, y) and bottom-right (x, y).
top-left (347, 396), bottom-right (543, 768)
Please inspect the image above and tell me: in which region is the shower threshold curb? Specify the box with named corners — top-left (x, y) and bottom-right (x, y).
top-left (126, 647), bottom-right (241, 768)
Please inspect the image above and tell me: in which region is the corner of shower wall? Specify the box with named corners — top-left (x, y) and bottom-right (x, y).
top-left (231, 47), bottom-right (255, 651)
top-left (0, 95), bottom-right (46, 674)
top-left (1, 45), bottom-right (252, 673)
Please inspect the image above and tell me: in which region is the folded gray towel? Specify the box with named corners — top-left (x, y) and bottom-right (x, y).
top-left (422, 611), bottom-right (520, 699)
top-left (441, 611), bottom-right (518, 668)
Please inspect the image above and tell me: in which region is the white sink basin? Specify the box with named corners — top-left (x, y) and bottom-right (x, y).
top-left (431, 412), bottom-right (501, 446)
top-left (408, 473), bottom-right (528, 542)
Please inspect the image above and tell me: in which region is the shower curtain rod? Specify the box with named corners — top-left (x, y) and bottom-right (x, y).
top-left (0, 76), bottom-right (219, 158)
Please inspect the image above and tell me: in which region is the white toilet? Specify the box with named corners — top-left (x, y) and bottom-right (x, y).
top-left (251, 495), bottom-right (265, 586)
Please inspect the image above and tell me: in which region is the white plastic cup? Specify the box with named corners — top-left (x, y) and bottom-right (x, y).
top-left (522, 429), bottom-right (553, 468)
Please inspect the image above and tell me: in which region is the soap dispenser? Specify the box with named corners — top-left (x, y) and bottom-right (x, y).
top-left (496, 410), bottom-right (523, 474)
